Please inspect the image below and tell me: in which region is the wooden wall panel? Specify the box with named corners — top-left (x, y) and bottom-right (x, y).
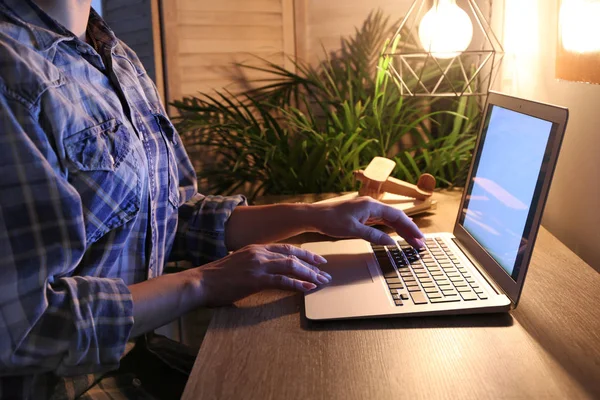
top-left (161, 0), bottom-right (295, 105)
top-left (298, 0), bottom-right (415, 66)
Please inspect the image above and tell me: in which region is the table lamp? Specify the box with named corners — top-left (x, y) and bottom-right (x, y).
top-left (385, 0), bottom-right (503, 97)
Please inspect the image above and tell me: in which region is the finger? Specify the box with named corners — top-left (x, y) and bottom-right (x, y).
top-left (350, 220), bottom-right (397, 246)
top-left (375, 204), bottom-right (425, 248)
top-left (266, 274), bottom-right (317, 292)
top-left (264, 243), bottom-right (328, 265)
top-left (267, 255), bottom-right (331, 284)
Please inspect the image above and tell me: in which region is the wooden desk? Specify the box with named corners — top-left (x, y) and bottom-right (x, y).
top-left (182, 190), bottom-right (600, 399)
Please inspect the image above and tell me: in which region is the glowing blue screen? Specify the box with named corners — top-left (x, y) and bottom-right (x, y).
top-left (462, 105), bottom-right (553, 278)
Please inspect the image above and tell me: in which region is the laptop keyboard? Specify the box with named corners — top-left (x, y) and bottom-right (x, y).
top-left (372, 237), bottom-right (488, 306)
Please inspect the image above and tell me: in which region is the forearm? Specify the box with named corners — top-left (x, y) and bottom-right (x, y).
top-left (128, 268), bottom-right (205, 338)
top-left (224, 203), bottom-right (317, 250)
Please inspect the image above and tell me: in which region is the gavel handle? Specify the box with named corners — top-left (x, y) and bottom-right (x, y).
top-left (354, 170), bottom-right (433, 200)
top-left (380, 176), bottom-right (432, 200)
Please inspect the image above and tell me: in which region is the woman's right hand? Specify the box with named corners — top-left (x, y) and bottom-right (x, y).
top-left (195, 243), bottom-right (331, 307)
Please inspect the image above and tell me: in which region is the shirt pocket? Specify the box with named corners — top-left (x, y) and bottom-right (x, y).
top-left (153, 113), bottom-right (180, 208)
top-left (64, 119), bottom-right (142, 244)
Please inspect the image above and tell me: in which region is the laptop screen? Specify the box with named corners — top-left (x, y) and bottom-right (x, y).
top-left (458, 105), bottom-right (554, 280)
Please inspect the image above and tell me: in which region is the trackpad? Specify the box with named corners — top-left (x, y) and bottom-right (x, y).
top-left (319, 253), bottom-right (374, 287)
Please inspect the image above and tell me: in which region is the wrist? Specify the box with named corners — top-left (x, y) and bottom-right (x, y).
top-left (182, 267), bottom-right (209, 308)
top-left (293, 202), bottom-right (319, 233)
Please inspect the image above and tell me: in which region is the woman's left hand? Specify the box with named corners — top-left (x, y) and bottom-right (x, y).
top-left (308, 196), bottom-right (425, 249)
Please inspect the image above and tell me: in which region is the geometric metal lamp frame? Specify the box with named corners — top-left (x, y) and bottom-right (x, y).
top-left (385, 0), bottom-right (504, 97)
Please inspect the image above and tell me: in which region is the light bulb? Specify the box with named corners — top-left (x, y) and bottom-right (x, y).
top-left (418, 0), bottom-right (474, 59)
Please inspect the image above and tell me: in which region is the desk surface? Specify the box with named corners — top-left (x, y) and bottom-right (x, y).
top-left (182, 190), bottom-right (600, 399)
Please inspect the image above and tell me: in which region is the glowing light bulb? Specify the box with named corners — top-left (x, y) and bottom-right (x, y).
top-left (418, 0), bottom-right (474, 59)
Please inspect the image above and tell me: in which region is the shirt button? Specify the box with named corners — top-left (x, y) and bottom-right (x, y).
top-left (132, 378), bottom-right (142, 388)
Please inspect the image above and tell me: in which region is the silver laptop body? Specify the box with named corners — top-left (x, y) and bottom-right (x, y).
top-left (303, 92), bottom-right (568, 320)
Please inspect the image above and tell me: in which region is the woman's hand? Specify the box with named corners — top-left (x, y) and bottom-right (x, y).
top-left (309, 197), bottom-right (425, 249)
top-left (196, 243), bottom-right (331, 307)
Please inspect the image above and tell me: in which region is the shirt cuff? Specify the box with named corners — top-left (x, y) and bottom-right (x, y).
top-left (53, 276), bottom-right (134, 376)
top-left (180, 194), bottom-right (247, 265)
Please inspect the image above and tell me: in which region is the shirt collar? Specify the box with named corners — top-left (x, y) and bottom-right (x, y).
top-left (0, 0), bottom-right (117, 51)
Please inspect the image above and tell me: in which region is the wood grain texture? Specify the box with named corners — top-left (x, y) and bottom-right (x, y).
top-left (303, 0), bottom-right (415, 66)
top-left (159, 0), bottom-right (288, 101)
top-left (150, 0), bottom-right (164, 103)
top-left (182, 190), bottom-right (600, 400)
top-left (159, 0), bottom-right (181, 115)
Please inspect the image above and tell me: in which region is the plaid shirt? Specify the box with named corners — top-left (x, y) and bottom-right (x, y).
top-left (0, 1), bottom-right (246, 398)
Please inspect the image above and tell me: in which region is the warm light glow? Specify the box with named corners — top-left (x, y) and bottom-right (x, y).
top-left (560, 0), bottom-right (600, 53)
top-left (418, 0), bottom-right (474, 59)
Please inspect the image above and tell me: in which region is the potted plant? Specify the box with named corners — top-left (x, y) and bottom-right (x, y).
top-left (172, 10), bottom-right (480, 202)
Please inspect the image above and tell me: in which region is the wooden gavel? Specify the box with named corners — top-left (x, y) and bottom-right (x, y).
top-left (353, 157), bottom-right (436, 201)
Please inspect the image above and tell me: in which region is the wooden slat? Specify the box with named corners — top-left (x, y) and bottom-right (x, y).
top-left (281, 0), bottom-right (295, 71)
top-left (179, 25), bottom-right (283, 41)
top-left (179, 39), bottom-right (283, 55)
top-left (178, 52), bottom-right (283, 68)
top-left (151, 0), bottom-right (165, 103)
top-left (178, 11), bottom-right (283, 27)
top-left (161, 0), bottom-right (182, 113)
top-left (180, 67), bottom-right (283, 82)
top-left (177, 0), bottom-right (282, 13)
top-left (294, 0), bottom-right (308, 63)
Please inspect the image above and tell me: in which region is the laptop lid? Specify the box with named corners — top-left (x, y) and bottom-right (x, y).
top-left (452, 92), bottom-right (568, 306)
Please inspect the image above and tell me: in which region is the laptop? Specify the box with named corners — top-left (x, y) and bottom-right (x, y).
top-left (303, 91), bottom-right (568, 320)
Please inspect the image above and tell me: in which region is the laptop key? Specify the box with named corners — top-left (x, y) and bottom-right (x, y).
top-left (383, 271), bottom-right (398, 279)
top-left (456, 286), bottom-right (472, 292)
top-left (453, 281), bottom-right (468, 287)
top-left (442, 290), bottom-right (458, 296)
top-left (394, 299), bottom-right (403, 306)
top-left (400, 293), bottom-right (409, 300)
top-left (410, 291), bottom-right (428, 304)
top-left (474, 288), bottom-right (484, 294)
top-left (477, 293), bottom-right (488, 300)
top-left (427, 292), bottom-right (442, 299)
top-left (460, 292), bottom-right (478, 301)
top-left (386, 277), bottom-right (403, 284)
top-left (388, 283), bottom-right (404, 289)
top-left (408, 286), bottom-right (421, 292)
top-left (422, 283), bottom-right (436, 289)
top-left (430, 297), bottom-right (461, 303)
top-left (392, 293), bottom-right (401, 300)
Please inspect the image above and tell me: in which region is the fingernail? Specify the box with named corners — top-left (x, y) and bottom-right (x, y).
top-left (317, 274), bottom-right (330, 284)
top-left (314, 255), bottom-right (328, 264)
top-left (320, 271), bottom-right (332, 280)
top-left (302, 282), bottom-right (317, 291)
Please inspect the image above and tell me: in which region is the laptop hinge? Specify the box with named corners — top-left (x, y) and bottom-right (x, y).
top-left (451, 238), bottom-right (514, 307)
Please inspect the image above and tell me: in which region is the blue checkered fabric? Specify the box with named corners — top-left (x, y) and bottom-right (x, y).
top-left (0, 1), bottom-right (246, 398)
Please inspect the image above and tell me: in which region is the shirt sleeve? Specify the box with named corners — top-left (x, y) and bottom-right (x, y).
top-left (0, 94), bottom-right (134, 376)
top-left (170, 193), bottom-right (247, 265)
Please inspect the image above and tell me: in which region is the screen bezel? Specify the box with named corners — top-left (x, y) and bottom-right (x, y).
top-left (452, 91), bottom-right (568, 306)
